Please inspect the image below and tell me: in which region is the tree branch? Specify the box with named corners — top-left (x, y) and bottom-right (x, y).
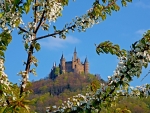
top-left (33, 0), bottom-right (37, 33)
top-left (20, 0), bottom-right (37, 97)
top-left (34, 0), bottom-right (117, 41)
top-left (18, 26), bottom-right (29, 33)
top-left (34, 10), bottom-right (46, 33)
top-left (34, 25), bottom-right (76, 41)
top-left (20, 43), bottom-right (34, 96)
top-left (141, 71), bottom-right (150, 81)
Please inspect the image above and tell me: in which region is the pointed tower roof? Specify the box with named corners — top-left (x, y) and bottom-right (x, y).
top-left (54, 62), bottom-right (56, 66)
top-left (53, 62), bottom-right (56, 68)
top-left (84, 56), bottom-right (88, 63)
top-left (61, 52), bottom-right (64, 59)
top-left (74, 47), bottom-right (77, 53)
top-left (61, 52), bottom-right (65, 61)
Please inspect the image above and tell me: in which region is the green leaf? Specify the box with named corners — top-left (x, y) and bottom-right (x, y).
top-left (1, 32), bottom-right (12, 46)
top-left (27, 0), bottom-right (32, 4)
top-left (0, 46), bottom-right (7, 51)
top-left (42, 24), bottom-right (49, 31)
top-left (24, 3), bottom-right (30, 14)
top-left (114, 4), bottom-right (120, 11)
top-left (24, 43), bottom-right (29, 50)
top-left (0, 50), bottom-right (5, 58)
top-left (0, 84), bottom-right (3, 95)
top-left (143, 63), bottom-right (148, 68)
top-left (0, 13), bottom-right (3, 18)
top-left (3, 106), bottom-right (14, 113)
top-left (121, 1), bottom-right (127, 6)
top-left (53, 26), bottom-right (57, 31)
top-left (34, 63), bottom-right (38, 67)
top-left (101, 14), bottom-right (106, 20)
top-left (61, 34), bottom-right (66, 39)
top-left (35, 43), bottom-right (40, 51)
top-left (52, 35), bottom-right (56, 38)
top-left (13, 0), bottom-right (20, 5)
top-left (15, 19), bottom-right (21, 27)
top-left (102, 0), bottom-right (106, 3)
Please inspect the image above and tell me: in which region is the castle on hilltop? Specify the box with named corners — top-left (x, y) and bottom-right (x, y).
top-left (49, 48), bottom-right (89, 79)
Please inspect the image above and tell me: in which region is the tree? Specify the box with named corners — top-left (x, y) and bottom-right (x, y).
top-left (54, 67), bottom-right (60, 75)
top-left (0, 0), bottom-right (149, 113)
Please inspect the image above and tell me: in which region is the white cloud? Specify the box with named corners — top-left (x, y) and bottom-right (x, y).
top-left (135, 1), bottom-right (150, 9)
top-left (136, 29), bottom-right (147, 36)
top-left (136, 29), bottom-right (147, 35)
top-left (39, 35), bottom-right (80, 50)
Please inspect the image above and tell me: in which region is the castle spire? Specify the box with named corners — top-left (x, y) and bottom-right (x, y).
top-left (84, 56), bottom-right (88, 63)
top-left (84, 56), bottom-right (89, 74)
top-left (53, 62), bottom-right (56, 68)
top-left (74, 47), bottom-right (77, 60)
top-left (74, 47), bottom-right (77, 53)
top-left (54, 62), bottom-right (56, 66)
top-left (61, 53), bottom-right (64, 59)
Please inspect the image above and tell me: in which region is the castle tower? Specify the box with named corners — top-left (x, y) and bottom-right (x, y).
top-left (84, 57), bottom-right (89, 74)
top-left (60, 53), bottom-right (65, 73)
top-left (53, 62), bottom-right (56, 68)
top-left (72, 57), bottom-right (74, 69)
top-left (73, 47), bottom-right (77, 61)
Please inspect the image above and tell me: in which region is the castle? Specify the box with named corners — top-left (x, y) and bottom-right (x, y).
top-left (49, 48), bottom-right (89, 79)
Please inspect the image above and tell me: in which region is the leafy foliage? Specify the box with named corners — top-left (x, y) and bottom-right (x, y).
top-left (0, 31), bottom-right (12, 58)
top-left (96, 41), bottom-right (126, 57)
top-left (28, 73), bottom-right (103, 112)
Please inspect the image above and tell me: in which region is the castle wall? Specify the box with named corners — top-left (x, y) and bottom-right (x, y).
top-left (84, 63), bottom-right (89, 74)
top-left (65, 62), bottom-right (72, 72)
top-left (77, 64), bottom-right (84, 73)
top-left (72, 60), bottom-right (84, 73)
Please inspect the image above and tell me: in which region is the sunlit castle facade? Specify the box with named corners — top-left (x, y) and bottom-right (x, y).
top-left (49, 48), bottom-right (89, 79)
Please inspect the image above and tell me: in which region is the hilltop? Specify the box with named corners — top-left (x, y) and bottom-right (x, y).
top-left (26, 72), bottom-right (150, 113)
top-left (28, 73), bottom-right (104, 112)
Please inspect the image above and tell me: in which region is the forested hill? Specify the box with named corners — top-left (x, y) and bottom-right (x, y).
top-left (28, 73), bottom-right (104, 112)
top-left (28, 73), bottom-right (150, 113)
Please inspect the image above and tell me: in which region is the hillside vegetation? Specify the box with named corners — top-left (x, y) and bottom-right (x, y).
top-left (28, 73), bottom-right (103, 112)
top-left (27, 73), bottom-right (150, 113)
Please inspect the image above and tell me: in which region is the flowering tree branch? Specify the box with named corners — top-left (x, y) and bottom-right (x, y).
top-left (34, 10), bottom-right (46, 33)
top-left (35, 25), bottom-right (76, 41)
top-left (34, 0), bottom-right (119, 41)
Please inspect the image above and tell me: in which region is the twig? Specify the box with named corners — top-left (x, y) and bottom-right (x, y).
top-left (34, 10), bottom-right (46, 33)
top-left (33, 0), bottom-right (37, 33)
top-left (34, 25), bottom-right (76, 41)
top-left (141, 70), bottom-right (150, 81)
top-left (18, 26), bottom-right (29, 33)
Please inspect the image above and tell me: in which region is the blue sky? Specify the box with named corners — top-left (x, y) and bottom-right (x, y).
top-left (4, 0), bottom-right (150, 86)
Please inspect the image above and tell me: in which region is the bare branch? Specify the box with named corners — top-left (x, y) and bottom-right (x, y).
top-left (141, 70), bottom-right (150, 81)
top-left (18, 26), bottom-right (29, 33)
top-left (34, 25), bottom-right (76, 41)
